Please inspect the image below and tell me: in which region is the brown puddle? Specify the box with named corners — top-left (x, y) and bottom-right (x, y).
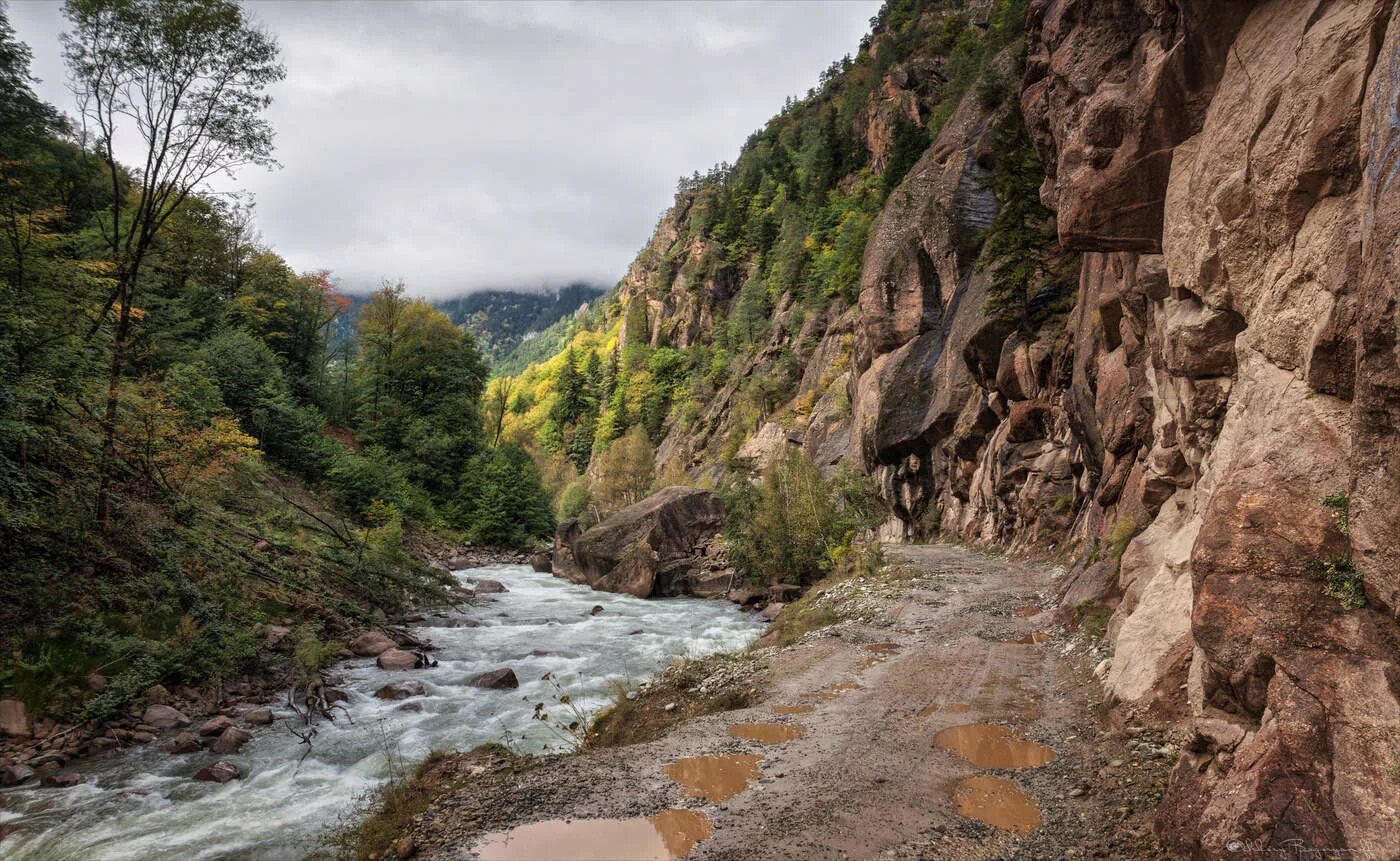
top-left (663, 754), bottom-right (764, 802)
top-left (473, 809), bottom-right (713, 860)
top-left (772, 704), bottom-right (814, 715)
top-left (856, 656), bottom-right (884, 669)
top-left (1008, 631), bottom-right (1051, 644)
top-left (863, 642), bottom-right (902, 654)
top-left (933, 724), bottom-right (1055, 768)
top-left (953, 775), bottom-right (1042, 835)
top-left (728, 722), bottom-right (805, 743)
top-left (1013, 606), bottom-right (1041, 618)
top-left (917, 702), bottom-right (971, 717)
top-left (805, 681), bottom-right (862, 700)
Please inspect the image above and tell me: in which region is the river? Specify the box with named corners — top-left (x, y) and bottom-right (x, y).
top-left (0, 563), bottom-right (763, 860)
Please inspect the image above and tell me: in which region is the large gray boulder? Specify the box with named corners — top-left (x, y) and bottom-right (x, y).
top-left (553, 487), bottom-right (726, 598)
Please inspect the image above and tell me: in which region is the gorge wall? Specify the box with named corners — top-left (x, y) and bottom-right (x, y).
top-left (542, 1), bottom-right (1400, 854)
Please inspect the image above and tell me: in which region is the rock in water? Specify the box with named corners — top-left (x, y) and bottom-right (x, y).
top-left (193, 761), bottom-right (241, 783)
top-left (167, 732), bottom-right (201, 754)
top-left (142, 704), bottom-right (192, 729)
top-left (209, 726), bottom-right (252, 754)
top-left (529, 550), bottom-right (552, 572)
top-left (375, 681), bottom-right (426, 700)
top-left (349, 630), bottom-right (398, 657)
top-left (198, 715), bottom-right (233, 736)
top-left (472, 579), bottom-right (509, 594)
top-left (555, 486), bottom-right (725, 598)
top-left (243, 707), bottom-right (274, 726)
top-left (0, 765), bottom-right (35, 786)
top-left (41, 773), bottom-right (81, 789)
top-left (468, 668), bottom-right (519, 690)
top-left (376, 649), bottom-right (418, 671)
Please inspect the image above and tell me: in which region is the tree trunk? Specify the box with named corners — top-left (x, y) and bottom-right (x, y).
top-left (95, 273), bottom-right (134, 532)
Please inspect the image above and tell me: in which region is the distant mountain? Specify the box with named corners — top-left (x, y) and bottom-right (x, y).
top-left (328, 283), bottom-right (606, 369)
top-left (434, 283), bottom-right (605, 364)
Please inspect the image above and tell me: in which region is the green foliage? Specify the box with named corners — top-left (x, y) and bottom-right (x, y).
top-left (434, 283), bottom-right (604, 363)
top-left (1322, 492), bottom-right (1350, 534)
top-left (1312, 556), bottom-right (1366, 611)
top-left (450, 444), bottom-right (555, 548)
top-left (719, 449), bottom-right (882, 588)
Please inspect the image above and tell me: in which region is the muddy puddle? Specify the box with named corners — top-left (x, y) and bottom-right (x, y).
top-left (917, 702), bottom-right (971, 717)
top-left (933, 724), bottom-right (1055, 768)
top-left (771, 704), bottom-right (814, 715)
top-left (805, 681), bottom-right (862, 700)
top-left (1008, 631), bottom-right (1051, 644)
top-left (1013, 606), bottom-right (1041, 618)
top-left (953, 775), bottom-right (1042, 835)
top-left (473, 809), bottom-right (713, 860)
top-left (663, 754), bottom-right (764, 802)
top-left (728, 722), bottom-right (805, 743)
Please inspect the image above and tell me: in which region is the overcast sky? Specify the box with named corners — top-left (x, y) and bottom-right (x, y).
top-left (8, 0), bottom-right (880, 297)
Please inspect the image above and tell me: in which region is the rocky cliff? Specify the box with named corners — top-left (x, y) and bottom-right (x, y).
top-left (532, 0), bottom-right (1400, 853)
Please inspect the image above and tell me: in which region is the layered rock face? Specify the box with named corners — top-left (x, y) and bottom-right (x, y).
top-left (552, 487), bottom-right (729, 598)
top-left (1020, 1), bottom-right (1400, 855)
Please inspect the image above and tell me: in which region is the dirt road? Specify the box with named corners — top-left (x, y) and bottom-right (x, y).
top-left (399, 545), bottom-right (1172, 860)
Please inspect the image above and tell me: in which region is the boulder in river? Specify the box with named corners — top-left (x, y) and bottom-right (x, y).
top-left (41, 773), bottom-right (82, 789)
top-left (589, 605), bottom-right (604, 616)
top-left (349, 630), bottom-right (398, 657)
top-left (142, 704), bottom-right (191, 729)
top-left (472, 579), bottom-right (509, 594)
top-left (554, 486), bottom-right (725, 598)
top-left (468, 668), bottom-right (519, 690)
top-left (167, 732), bottom-right (201, 754)
top-left (376, 649), bottom-right (418, 671)
top-left (194, 760), bottom-right (241, 783)
top-left (209, 726), bottom-right (252, 755)
top-left (243, 707), bottom-right (274, 726)
top-left (0, 764), bottom-right (35, 786)
top-left (761, 602), bottom-right (786, 622)
top-left (375, 681), bottom-right (426, 700)
top-left (198, 715), bottom-right (233, 736)
top-left (529, 550), bottom-right (552, 572)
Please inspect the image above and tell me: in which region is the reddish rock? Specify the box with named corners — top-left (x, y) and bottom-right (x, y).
top-left (243, 707), bottom-right (274, 726)
top-left (0, 699), bottom-right (29, 738)
top-left (375, 681), bottom-right (426, 700)
top-left (141, 705), bottom-right (191, 730)
top-left (198, 715), bottom-right (233, 737)
top-left (0, 764), bottom-right (34, 786)
top-left (376, 649), bottom-right (417, 671)
top-left (472, 579), bottom-right (509, 594)
top-left (193, 760), bottom-right (241, 783)
top-left (167, 732), bottom-right (201, 754)
top-left (468, 669), bottom-right (518, 690)
top-left (349, 630), bottom-right (397, 657)
top-left (40, 773), bottom-right (82, 789)
top-left (208, 726), bottom-right (252, 755)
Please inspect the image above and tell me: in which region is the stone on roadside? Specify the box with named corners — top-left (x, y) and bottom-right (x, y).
top-left (350, 630), bottom-right (398, 657)
top-left (194, 760), bottom-right (241, 783)
top-left (209, 726), bottom-right (252, 755)
top-left (376, 649), bottom-right (418, 671)
top-left (142, 704), bottom-right (191, 729)
top-left (468, 668), bottom-right (519, 690)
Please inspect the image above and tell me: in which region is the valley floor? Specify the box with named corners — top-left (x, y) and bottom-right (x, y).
top-left (386, 545), bottom-right (1172, 860)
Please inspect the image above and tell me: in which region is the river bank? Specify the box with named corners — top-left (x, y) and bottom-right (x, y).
top-left (365, 544), bottom-right (1175, 860)
top-left (0, 561), bottom-right (761, 859)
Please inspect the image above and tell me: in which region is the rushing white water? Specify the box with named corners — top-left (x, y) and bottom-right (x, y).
top-left (1, 564), bottom-right (762, 861)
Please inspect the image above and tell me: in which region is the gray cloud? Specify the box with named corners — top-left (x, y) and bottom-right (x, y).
top-left (9, 0), bottom-right (880, 297)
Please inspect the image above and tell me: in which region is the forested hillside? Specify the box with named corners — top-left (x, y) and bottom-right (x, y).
top-left (435, 283), bottom-right (603, 366)
top-left (0, 1), bottom-right (552, 726)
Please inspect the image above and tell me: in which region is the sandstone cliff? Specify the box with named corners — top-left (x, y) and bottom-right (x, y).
top-left (529, 0), bottom-right (1400, 853)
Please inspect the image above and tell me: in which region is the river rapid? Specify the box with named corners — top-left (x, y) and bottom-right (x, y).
top-left (0, 564), bottom-right (763, 860)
